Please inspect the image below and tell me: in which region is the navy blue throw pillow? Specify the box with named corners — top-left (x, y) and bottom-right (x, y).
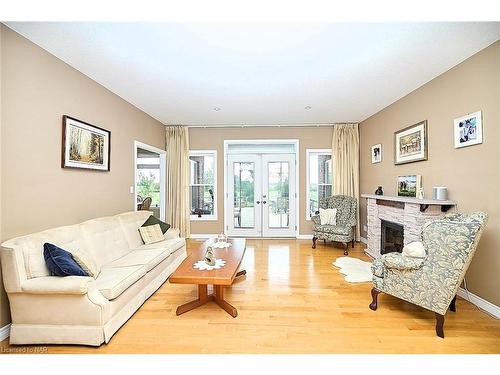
top-left (43, 243), bottom-right (88, 277)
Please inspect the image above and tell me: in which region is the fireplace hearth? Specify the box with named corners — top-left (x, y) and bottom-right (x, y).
top-left (381, 220), bottom-right (404, 255)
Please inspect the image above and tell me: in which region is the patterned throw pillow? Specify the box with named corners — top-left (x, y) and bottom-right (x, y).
top-left (319, 208), bottom-right (337, 225)
top-left (141, 215), bottom-right (170, 234)
top-left (138, 224), bottom-right (164, 245)
top-left (71, 248), bottom-right (101, 278)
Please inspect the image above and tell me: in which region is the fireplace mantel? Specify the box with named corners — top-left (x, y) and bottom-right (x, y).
top-left (362, 194), bottom-right (457, 258)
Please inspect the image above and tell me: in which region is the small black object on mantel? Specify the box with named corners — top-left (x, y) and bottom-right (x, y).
top-left (375, 186), bottom-right (384, 195)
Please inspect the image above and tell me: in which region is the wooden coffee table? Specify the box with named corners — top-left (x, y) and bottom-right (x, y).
top-left (169, 238), bottom-right (246, 318)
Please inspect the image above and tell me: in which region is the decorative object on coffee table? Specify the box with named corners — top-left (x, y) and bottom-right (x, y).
top-left (170, 238), bottom-right (247, 317)
top-left (374, 186), bottom-right (383, 195)
top-left (193, 258), bottom-right (226, 271)
top-left (394, 120), bottom-right (427, 165)
top-left (204, 247), bottom-right (216, 266)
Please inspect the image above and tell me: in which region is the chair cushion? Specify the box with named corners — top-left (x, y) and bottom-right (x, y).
top-left (43, 243), bottom-right (88, 277)
top-left (95, 265), bottom-right (146, 300)
top-left (313, 224), bottom-right (350, 235)
top-left (382, 253), bottom-right (426, 271)
top-left (107, 248), bottom-right (171, 272)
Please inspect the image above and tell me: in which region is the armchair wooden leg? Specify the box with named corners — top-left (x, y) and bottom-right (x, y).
top-left (352, 239), bottom-right (355, 248)
top-left (343, 242), bottom-right (349, 256)
top-left (323, 239), bottom-right (326, 245)
top-left (435, 313), bottom-right (445, 338)
top-left (312, 236), bottom-right (317, 249)
top-left (449, 296), bottom-right (457, 312)
top-left (369, 288), bottom-right (380, 311)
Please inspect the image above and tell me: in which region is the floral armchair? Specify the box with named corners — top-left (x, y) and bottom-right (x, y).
top-left (369, 212), bottom-right (488, 338)
top-left (311, 195), bottom-right (357, 255)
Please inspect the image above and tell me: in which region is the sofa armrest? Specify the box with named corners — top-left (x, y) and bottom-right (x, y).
top-left (21, 276), bottom-right (94, 295)
top-left (311, 215), bottom-right (321, 225)
top-left (164, 228), bottom-right (180, 240)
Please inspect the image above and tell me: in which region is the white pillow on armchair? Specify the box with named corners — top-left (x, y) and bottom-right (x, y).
top-left (319, 208), bottom-right (337, 226)
top-left (402, 241), bottom-right (426, 258)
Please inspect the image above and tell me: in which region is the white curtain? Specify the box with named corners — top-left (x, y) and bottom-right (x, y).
top-left (165, 126), bottom-right (190, 238)
top-left (332, 123), bottom-right (360, 240)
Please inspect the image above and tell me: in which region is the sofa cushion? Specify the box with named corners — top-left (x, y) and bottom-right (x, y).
top-left (313, 224), bottom-right (350, 235)
top-left (116, 211), bottom-right (154, 249)
top-left (135, 237), bottom-right (186, 254)
top-left (13, 224), bottom-right (83, 279)
top-left (107, 248), bottom-right (170, 272)
top-left (141, 215), bottom-right (171, 234)
top-left (80, 216), bottom-right (131, 267)
top-left (95, 265), bottom-right (146, 300)
top-left (43, 243), bottom-right (88, 277)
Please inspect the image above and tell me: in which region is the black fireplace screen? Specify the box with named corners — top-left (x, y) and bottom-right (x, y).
top-left (381, 220), bottom-right (404, 255)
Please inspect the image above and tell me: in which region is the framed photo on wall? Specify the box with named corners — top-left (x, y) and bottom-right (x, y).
top-left (394, 120), bottom-right (427, 165)
top-left (371, 143), bottom-right (382, 163)
top-left (397, 175), bottom-right (421, 197)
top-left (62, 115), bottom-right (111, 171)
top-left (454, 111), bottom-right (483, 149)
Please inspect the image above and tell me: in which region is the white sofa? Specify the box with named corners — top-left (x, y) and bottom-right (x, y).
top-left (0, 211), bottom-right (187, 346)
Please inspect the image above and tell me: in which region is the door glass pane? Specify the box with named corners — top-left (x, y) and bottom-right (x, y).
top-left (268, 162), bottom-right (290, 228)
top-left (233, 162), bottom-right (255, 228)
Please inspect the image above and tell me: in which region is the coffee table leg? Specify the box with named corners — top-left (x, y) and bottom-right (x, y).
top-left (176, 285), bottom-right (213, 316)
top-left (214, 285), bottom-right (238, 318)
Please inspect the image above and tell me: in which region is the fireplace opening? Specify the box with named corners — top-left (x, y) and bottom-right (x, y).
top-left (381, 220), bottom-right (404, 255)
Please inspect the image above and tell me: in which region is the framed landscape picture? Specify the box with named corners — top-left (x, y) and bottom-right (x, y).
top-left (62, 115), bottom-right (111, 171)
top-left (394, 120), bottom-right (427, 165)
top-left (454, 111), bottom-right (483, 149)
top-left (371, 143), bottom-right (382, 163)
top-left (397, 175), bottom-right (421, 197)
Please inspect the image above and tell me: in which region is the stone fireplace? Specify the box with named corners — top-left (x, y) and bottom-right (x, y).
top-left (361, 194), bottom-right (456, 258)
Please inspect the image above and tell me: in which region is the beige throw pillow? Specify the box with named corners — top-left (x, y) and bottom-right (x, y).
top-left (138, 224), bottom-right (164, 245)
top-left (319, 208), bottom-right (337, 225)
top-left (71, 248), bottom-right (100, 278)
top-left (402, 241), bottom-right (426, 258)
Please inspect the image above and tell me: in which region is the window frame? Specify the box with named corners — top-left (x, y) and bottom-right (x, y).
top-left (189, 150), bottom-right (217, 221)
top-left (306, 148), bottom-right (333, 221)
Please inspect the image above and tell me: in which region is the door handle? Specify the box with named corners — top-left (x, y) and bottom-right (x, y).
top-left (256, 201), bottom-right (261, 204)
top-left (262, 201), bottom-right (267, 204)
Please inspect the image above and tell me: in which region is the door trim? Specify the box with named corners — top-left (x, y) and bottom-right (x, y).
top-left (133, 141), bottom-right (166, 221)
top-left (223, 139), bottom-right (299, 238)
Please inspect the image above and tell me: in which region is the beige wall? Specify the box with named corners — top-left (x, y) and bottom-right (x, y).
top-left (0, 26), bottom-right (166, 327)
top-left (360, 41), bottom-right (500, 305)
top-left (189, 126), bottom-right (333, 235)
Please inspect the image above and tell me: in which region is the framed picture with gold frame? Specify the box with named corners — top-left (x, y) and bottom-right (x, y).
top-left (394, 120), bottom-right (427, 165)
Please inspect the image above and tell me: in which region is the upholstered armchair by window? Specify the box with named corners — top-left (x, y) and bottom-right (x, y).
top-left (311, 195), bottom-right (357, 255)
top-left (369, 212), bottom-right (488, 338)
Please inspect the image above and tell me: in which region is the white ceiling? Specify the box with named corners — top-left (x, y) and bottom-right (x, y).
top-left (6, 22), bottom-right (500, 126)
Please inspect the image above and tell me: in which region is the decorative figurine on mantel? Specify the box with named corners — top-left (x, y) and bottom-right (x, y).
top-left (375, 186), bottom-right (384, 195)
top-left (204, 247), bottom-right (216, 266)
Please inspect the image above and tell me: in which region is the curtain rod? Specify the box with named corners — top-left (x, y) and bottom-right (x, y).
top-left (166, 122), bottom-right (358, 128)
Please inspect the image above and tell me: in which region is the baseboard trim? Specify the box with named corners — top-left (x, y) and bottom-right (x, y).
top-left (360, 236), bottom-right (368, 244)
top-left (189, 234), bottom-right (217, 239)
top-left (0, 324), bottom-right (11, 342)
top-left (296, 234), bottom-right (313, 240)
top-left (457, 288), bottom-right (500, 318)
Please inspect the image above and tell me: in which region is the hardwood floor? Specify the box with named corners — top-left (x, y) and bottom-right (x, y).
top-left (1, 239), bottom-right (499, 354)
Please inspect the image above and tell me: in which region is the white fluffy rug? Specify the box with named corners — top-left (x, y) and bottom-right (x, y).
top-left (332, 257), bottom-right (373, 283)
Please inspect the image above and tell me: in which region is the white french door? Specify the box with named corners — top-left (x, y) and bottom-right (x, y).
top-left (226, 153), bottom-right (296, 237)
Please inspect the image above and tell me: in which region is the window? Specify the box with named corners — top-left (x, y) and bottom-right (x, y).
top-left (306, 149), bottom-right (333, 220)
top-left (189, 150), bottom-right (217, 220)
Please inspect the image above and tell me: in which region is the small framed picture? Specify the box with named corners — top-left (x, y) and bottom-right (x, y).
top-left (62, 115), bottom-right (111, 171)
top-left (371, 144), bottom-right (382, 163)
top-left (397, 175), bottom-right (421, 198)
top-left (394, 120), bottom-right (427, 165)
top-left (454, 111), bottom-right (483, 149)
